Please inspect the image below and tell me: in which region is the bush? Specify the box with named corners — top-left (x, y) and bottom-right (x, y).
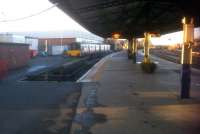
top-left (140, 62), bottom-right (157, 73)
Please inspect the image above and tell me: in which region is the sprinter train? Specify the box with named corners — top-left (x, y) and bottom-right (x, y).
top-left (65, 42), bottom-right (111, 57)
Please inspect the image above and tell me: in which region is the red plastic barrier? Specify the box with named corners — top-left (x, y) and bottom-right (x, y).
top-left (0, 60), bottom-right (8, 80)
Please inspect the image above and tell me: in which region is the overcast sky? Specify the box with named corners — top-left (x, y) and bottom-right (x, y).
top-left (0, 0), bottom-right (88, 32)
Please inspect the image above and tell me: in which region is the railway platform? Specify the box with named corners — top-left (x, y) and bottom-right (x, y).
top-left (71, 51), bottom-right (200, 134)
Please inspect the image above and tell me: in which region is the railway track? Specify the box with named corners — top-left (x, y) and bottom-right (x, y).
top-left (150, 49), bottom-right (200, 69)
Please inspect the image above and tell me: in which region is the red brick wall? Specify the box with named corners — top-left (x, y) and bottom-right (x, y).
top-left (0, 43), bottom-right (30, 70)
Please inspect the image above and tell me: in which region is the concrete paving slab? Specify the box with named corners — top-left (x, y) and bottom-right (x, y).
top-left (71, 51), bottom-right (200, 134)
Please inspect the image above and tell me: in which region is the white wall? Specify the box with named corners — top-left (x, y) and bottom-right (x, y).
top-left (25, 38), bottom-right (38, 50)
top-left (52, 45), bottom-right (68, 55)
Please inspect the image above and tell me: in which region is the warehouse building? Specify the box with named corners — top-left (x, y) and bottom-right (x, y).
top-left (38, 37), bottom-right (103, 55)
top-left (35, 31), bottom-right (103, 55)
top-left (38, 37), bottom-right (75, 55)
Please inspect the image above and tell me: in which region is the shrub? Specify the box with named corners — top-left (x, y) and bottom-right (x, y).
top-left (140, 62), bottom-right (157, 73)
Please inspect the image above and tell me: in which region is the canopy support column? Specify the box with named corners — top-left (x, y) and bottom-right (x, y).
top-left (180, 17), bottom-right (194, 99)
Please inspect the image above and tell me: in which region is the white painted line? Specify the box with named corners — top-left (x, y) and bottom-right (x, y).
top-left (77, 53), bottom-right (117, 82)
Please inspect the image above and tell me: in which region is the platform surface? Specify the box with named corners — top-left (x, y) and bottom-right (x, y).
top-left (71, 51), bottom-right (200, 134)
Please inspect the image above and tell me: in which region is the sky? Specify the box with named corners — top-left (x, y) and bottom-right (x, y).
top-left (151, 27), bottom-right (200, 46)
top-left (0, 0), bottom-right (199, 44)
top-left (0, 0), bottom-right (88, 32)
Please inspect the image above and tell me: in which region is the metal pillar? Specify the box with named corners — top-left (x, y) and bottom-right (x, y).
top-left (180, 17), bottom-right (194, 99)
top-left (132, 38), bottom-right (137, 63)
top-left (128, 40), bottom-right (133, 59)
top-left (143, 32), bottom-right (151, 63)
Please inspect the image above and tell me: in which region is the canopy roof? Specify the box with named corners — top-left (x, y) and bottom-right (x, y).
top-left (50, 0), bottom-right (199, 38)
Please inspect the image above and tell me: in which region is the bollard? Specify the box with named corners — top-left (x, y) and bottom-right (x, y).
top-left (180, 17), bottom-right (194, 99)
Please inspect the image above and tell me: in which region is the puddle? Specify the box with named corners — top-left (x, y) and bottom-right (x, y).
top-left (74, 109), bottom-right (107, 134)
top-left (72, 83), bottom-right (107, 134)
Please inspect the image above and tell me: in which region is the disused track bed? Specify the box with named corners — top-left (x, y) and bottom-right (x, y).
top-left (23, 56), bottom-right (104, 82)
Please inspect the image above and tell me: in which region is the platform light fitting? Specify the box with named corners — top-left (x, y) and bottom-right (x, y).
top-left (112, 33), bottom-right (121, 39)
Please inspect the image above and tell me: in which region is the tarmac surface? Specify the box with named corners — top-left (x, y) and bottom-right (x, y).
top-left (71, 51), bottom-right (200, 134)
top-left (0, 56), bottom-right (82, 134)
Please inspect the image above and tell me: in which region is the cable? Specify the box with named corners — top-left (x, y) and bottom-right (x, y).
top-left (0, 3), bottom-right (58, 22)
